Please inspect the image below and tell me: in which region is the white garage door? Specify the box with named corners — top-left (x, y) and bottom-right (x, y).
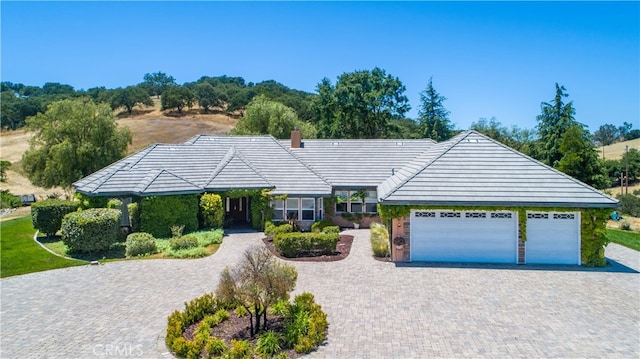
top-left (410, 210), bottom-right (518, 263)
top-left (526, 212), bottom-right (580, 265)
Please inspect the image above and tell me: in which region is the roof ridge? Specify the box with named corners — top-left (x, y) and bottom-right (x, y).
top-left (231, 148), bottom-right (274, 187)
top-left (204, 147), bottom-right (238, 186)
top-left (381, 131), bottom-right (471, 200)
top-left (135, 169), bottom-right (164, 194)
top-left (465, 130), bottom-right (618, 202)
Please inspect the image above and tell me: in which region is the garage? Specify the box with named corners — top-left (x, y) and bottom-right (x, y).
top-left (526, 212), bottom-right (581, 265)
top-left (410, 210), bottom-right (518, 263)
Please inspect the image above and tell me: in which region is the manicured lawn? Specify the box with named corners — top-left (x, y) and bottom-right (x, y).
top-left (0, 216), bottom-right (86, 278)
top-left (607, 228), bottom-right (640, 251)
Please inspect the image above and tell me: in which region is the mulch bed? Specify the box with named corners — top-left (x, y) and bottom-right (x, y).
top-left (262, 234), bottom-right (354, 262)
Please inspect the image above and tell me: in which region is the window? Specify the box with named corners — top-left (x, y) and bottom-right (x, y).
top-left (286, 198), bottom-right (299, 220)
top-left (301, 198), bottom-right (315, 221)
top-left (365, 190), bottom-right (377, 213)
top-left (318, 198), bottom-right (324, 220)
top-left (335, 191), bottom-right (347, 213)
top-left (350, 192), bottom-right (362, 213)
top-left (272, 199), bottom-right (284, 220)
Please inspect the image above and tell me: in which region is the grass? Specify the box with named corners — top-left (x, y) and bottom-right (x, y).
top-left (370, 222), bottom-right (390, 257)
top-left (0, 216), bottom-right (86, 278)
top-left (607, 228), bottom-right (640, 251)
top-left (42, 228), bottom-right (223, 261)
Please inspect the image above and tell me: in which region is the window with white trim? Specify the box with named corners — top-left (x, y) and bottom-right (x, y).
top-left (286, 198), bottom-right (299, 220)
top-left (301, 198), bottom-right (315, 221)
top-left (335, 191), bottom-right (348, 213)
top-left (350, 192), bottom-right (363, 213)
top-left (272, 199), bottom-right (284, 220)
top-left (365, 190), bottom-right (377, 213)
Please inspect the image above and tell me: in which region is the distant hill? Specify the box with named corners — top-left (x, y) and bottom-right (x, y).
top-left (599, 138), bottom-right (640, 160)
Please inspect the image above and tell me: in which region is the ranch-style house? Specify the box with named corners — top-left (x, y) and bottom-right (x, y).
top-left (74, 130), bottom-right (617, 266)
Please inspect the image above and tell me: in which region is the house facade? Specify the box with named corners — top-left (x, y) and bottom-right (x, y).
top-left (74, 130), bottom-right (617, 266)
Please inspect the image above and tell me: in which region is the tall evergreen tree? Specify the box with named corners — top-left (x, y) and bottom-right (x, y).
top-left (535, 83), bottom-right (579, 167)
top-left (557, 125), bottom-right (609, 189)
top-left (418, 77), bottom-right (453, 141)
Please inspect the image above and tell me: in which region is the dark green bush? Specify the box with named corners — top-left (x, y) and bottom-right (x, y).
top-left (170, 234), bottom-right (199, 250)
top-left (75, 193), bottom-right (109, 209)
top-left (0, 190), bottom-right (21, 209)
top-left (273, 232), bottom-right (339, 258)
top-left (31, 199), bottom-right (80, 237)
top-left (106, 198), bottom-right (122, 209)
top-left (310, 220), bottom-right (333, 233)
top-left (125, 232), bottom-right (157, 257)
top-left (61, 208), bottom-right (121, 252)
top-left (617, 194), bottom-right (640, 217)
top-left (321, 226), bottom-right (340, 234)
top-left (141, 194), bottom-right (199, 237)
top-left (200, 193), bottom-right (224, 229)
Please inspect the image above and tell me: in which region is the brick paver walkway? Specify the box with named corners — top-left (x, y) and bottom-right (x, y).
top-left (1, 229), bottom-right (638, 358)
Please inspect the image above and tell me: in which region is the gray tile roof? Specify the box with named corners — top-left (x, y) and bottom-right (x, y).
top-left (74, 135), bottom-right (331, 197)
top-left (282, 138), bottom-right (435, 188)
top-left (377, 131), bottom-right (618, 208)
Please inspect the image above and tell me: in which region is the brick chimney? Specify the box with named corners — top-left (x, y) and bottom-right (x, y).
top-left (291, 129), bottom-right (301, 149)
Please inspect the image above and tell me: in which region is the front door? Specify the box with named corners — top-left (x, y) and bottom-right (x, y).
top-left (227, 197), bottom-right (247, 224)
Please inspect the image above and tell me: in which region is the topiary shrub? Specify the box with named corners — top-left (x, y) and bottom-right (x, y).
top-left (61, 208), bottom-right (121, 253)
top-left (31, 199), bottom-right (80, 237)
top-left (125, 232), bottom-right (157, 257)
top-left (170, 234), bottom-right (199, 251)
top-left (273, 232), bottom-right (339, 258)
top-left (200, 193), bottom-right (224, 229)
top-left (140, 194), bottom-right (199, 238)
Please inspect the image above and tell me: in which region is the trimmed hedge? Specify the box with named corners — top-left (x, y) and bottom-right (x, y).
top-left (61, 208), bottom-right (121, 253)
top-left (274, 232), bottom-right (339, 258)
top-left (31, 199), bottom-right (80, 237)
top-left (200, 193), bottom-right (224, 229)
top-left (125, 232), bottom-right (157, 257)
top-left (264, 222), bottom-right (293, 237)
top-left (310, 220), bottom-right (333, 233)
top-left (140, 195), bottom-right (199, 238)
top-left (322, 226), bottom-right (340, 234)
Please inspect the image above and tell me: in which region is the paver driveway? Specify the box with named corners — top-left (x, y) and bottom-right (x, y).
top-left (1, 229), bottom-right (639, 358)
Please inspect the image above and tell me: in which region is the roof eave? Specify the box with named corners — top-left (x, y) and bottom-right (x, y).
top-left (378, 199), bottom-right (619, 209)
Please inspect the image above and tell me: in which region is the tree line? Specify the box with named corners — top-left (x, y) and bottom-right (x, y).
top-left (3, 69), bottom-right (638, 191)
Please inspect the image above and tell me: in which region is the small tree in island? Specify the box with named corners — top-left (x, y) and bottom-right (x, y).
top-left (215, 246), bottom-right (298, 337)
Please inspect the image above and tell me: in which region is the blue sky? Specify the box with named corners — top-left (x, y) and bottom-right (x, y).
top-left (2, 1), bottom-right (638, 131)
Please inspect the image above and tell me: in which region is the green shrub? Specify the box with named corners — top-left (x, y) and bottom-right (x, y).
top-left (269, 300), bottom-right (289, 316)
top-left (106, 198), bottom-right (122, 209)
top-left (617, 194), bottom-right (640, 217)
top-left (200, 193), bottom-right (224, 229)
top-left (619, 221), bottom-right (632, 231)
top-left (229, 339), bottom-right (252, 359)
top-left (166, 247), bottom-right (208, 259)
top-left (166, 293), bottom-right (221, 356)
top-left (31, 199), bottom-right (79, 237)
top-left (284, 292), bottom-right (328, 353)
top-left (75, 193), bottom-right (109, 209)
top-left (61, 208), bottom-right (121, 253)
top-left (170, 235), bottom-right (199, 250)
top-left (0, 190), bottom-right (21, 209)
top-left (235, 305), bottom-right (249, 317)
top-left (274, 232), bottom-right (338, 258)
top-left (125, 232), bottom-right (157, 257)
top-left (205, 337), bottom-right (227, 357)
top-left (171, 225), bottom-right (185, 238)
top-left (370, 222), bottom-right (390, 257)
top-left (321, 226), bottom-right (340, 234)
top-left (190, 229), bottom-right (224, 246)
top-left (214, 309), bottom-right (230, 322)
top-left (310, 220), bottom-right (333, 233)
top-left (128, 202), bottom-right (141, 232)
top-left (265, 222), bottom-right (293, 237)
top-left (140, 194), bottom-right (199, 238)
top-left (255, 331), bottom-right (282, 358)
